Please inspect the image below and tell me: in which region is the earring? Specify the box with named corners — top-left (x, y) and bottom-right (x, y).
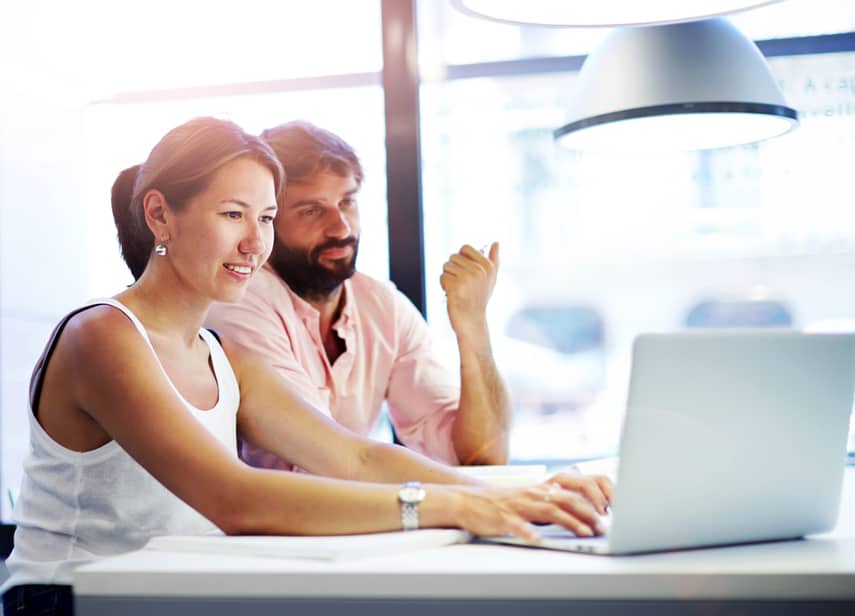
top-left (155, 243), bottom-right (167, 256)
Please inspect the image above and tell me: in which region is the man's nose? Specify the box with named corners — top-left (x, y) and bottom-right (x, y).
top-left (325, 209), bottom-right (352, 238)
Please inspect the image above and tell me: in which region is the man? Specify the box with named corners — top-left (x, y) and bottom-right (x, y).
top-left (206, 121), bottom-right (511, 468)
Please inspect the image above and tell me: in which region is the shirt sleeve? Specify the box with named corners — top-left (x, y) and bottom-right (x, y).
top-left (384, 289), bottom-right (461, 465)
top-left (205, 284), bottom-right (323, 471)
top-left (207, 291), bottom-right (322, 405)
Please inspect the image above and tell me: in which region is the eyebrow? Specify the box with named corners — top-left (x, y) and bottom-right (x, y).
top-left (220, 199), bottom-right (278, 211)
top-left (288, 190), bottom-right (359, 209)
top-left (289, 199), bottom-right (324, 209)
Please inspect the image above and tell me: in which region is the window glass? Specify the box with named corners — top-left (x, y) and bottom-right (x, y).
top-left (420, 50), bottom-right (855, 462)
top-left (4, 0), bottom-right (383, 96)
top-left (0, 86), bottom-right (388, 520)
top-left (1, 0), bottom-right (384, 521)
top-left (84, 88), bottom-right (389, 296)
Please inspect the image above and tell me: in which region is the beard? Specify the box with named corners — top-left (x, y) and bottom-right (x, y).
top-left (268, 236), bottom-right (359, 301)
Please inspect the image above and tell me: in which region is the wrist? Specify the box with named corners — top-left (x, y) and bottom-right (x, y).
top-left (451, 312), bottom-right (488, 332)
top-left (418, 485), bottom-right (463, 529)
top-left (453, 322), bottom-right (491, 352)
top-left (397, 482), bottom-right (426, 530)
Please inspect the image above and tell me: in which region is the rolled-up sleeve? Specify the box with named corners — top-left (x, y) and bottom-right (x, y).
top-left (384, 292), bottom-right (461, 465)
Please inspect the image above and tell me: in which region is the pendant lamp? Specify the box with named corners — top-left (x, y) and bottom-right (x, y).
top-left (450, 0), bottom-right (784, 28)
top-left (554, 18), bottom-right (798, 151)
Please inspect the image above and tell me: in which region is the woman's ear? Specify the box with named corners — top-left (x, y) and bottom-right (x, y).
top-left (142, 189), bottom-right (171, 243)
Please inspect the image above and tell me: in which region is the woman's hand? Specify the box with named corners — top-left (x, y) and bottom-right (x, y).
top-left (428, 476), bottom-right (612, 544)
top-left (545, 472), bottom-right (614, 516)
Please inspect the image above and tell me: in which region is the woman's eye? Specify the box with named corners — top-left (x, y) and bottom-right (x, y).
top-left (224, 211), bottom-right (242, 220)
top-left (260, 215), bottom-right (275, 224)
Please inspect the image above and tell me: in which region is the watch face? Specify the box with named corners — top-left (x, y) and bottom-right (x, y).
top-left (399, 483), bottom-right (426, 504)
top-left (399, 482), bottom-right (425, 531)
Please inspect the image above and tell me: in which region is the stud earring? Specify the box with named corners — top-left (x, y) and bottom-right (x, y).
top-left (155, 243), bottom-right (167, 256)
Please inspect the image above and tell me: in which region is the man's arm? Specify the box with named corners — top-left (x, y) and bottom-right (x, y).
top-left (441, 242), bottom-right (512, 465)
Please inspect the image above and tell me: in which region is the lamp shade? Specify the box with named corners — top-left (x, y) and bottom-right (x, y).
top-left (450, 0), bottom-right (784, 28)
top-left (554, 18), bottom-right (798, 151)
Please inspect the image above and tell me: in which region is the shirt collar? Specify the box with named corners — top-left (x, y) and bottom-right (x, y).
top-left (266, 263), bottom-right (354, 328)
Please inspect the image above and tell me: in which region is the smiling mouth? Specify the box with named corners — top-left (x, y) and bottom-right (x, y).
top-left (224, 264), bottom-right (252, 275)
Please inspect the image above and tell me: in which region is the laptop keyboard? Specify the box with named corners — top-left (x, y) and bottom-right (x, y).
top-left (538, 511), bottom-right (612, 539)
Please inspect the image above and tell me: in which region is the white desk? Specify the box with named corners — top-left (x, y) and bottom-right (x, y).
top-left (74, 468), bottom-right (855, 616)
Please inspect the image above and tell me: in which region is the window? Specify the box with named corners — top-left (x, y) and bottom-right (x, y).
top-left (83, 88), bottom-right (390, 296)
top-left (0, 0), bottom-right (386, 522)
top-left (417, 1), bottom-right (855, 462)
top-left (3, 2), bottom-right (854, 529)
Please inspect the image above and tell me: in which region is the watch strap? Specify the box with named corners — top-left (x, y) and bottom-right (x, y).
top-left (398, 481), bottom-right (425, 531)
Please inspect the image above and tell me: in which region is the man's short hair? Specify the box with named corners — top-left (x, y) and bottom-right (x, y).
top-left (260, 120), bottom-right (363, 187)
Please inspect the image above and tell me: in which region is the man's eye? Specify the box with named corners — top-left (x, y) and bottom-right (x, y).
top-left (341, 199), bottom-right (357, 209)
top-left (301, 207), bottom-right (319, 217)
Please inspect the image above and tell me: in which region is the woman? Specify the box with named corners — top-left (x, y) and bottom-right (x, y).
top-left (2, 117), bottom-right (611, 615)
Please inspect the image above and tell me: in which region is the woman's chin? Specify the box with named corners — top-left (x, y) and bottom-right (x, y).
top-left (213, 287), bottom-right (249, 305)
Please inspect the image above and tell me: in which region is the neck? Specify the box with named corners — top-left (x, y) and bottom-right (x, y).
top-left (302, 284), bottom-right (345, 337)
top-left (116, 266), bottom-right (210, 347)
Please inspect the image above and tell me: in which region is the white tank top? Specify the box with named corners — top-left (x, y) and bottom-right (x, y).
top-left (2, 299), bottom-right (240, 590)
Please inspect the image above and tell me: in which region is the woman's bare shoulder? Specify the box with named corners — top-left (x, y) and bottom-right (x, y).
top-left (59, 304), bottom-right (145, 359)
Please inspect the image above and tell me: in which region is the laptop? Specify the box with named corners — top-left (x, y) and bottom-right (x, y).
top-left (488, 331), bottom-right (855, 555)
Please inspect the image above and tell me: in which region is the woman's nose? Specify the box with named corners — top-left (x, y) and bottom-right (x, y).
top-left (240, 223), bottom-right (266, 255)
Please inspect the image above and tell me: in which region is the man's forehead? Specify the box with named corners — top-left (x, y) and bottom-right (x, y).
top-left (286, 172), bottom-right (360, 200)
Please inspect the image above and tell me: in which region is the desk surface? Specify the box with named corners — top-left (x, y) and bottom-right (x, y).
top-left (73, 468), bottom-right (855, 614)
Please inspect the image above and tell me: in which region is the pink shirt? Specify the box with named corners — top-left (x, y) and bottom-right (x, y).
top-left (206, 264), bottom-right (461, 469)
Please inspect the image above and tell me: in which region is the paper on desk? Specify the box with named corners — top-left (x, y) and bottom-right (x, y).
top-left (567, 457), bottom-right (620, 482)
top-left (145, 529), bottom-right (471, 561)
top-left (455, 464), bottom-right (549, 487)
top-left (455, 461), bottom-right (620, 486)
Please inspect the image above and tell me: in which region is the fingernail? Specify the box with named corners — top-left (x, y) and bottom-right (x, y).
top-left (579, 525), bottom-right (594, 537)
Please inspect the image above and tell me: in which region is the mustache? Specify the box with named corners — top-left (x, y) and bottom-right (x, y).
top-left (311, 237), bottom-right (358, 258)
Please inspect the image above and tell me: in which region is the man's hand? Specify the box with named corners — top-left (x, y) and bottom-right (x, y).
top-left (440, 242), bottom-right (499, 340)
top-left (441, 241), bottom-right (510, 465)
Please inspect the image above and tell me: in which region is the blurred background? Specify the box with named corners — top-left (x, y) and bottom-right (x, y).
top-left (2, 0), bottom-right (855, 523)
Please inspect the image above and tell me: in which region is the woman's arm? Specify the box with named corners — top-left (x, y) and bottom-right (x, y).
top-left (229, 340), bottom-right (610, 532)
top-left (228, 338), bottom-right (480, 485)
top-left (55, 309), bottom-right (441, 535)
top-left (57, 309), bottom-right (606, 540)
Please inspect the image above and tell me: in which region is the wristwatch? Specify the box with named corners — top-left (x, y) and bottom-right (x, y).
top-left (397, 481), bottom-right (426, 531)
